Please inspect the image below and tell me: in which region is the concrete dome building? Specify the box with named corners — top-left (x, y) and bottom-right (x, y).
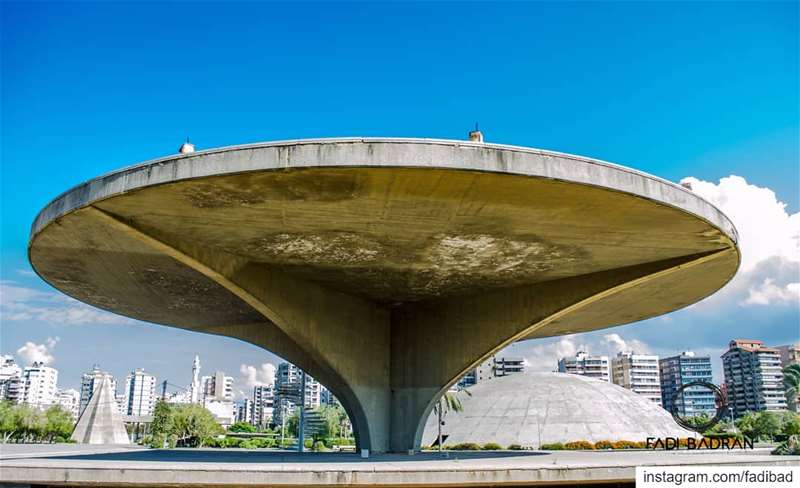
top-left (422, 372), bottom-right (694, 448)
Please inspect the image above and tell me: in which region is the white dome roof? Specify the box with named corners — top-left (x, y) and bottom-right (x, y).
top-left (422, 372), bottom-right (695, 448)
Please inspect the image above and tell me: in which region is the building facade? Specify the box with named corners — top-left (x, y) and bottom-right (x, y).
top-left (55, 388), bottom-right (81, 419)
top-left (0, 355), bottom-right (23, 404)
top-left (79, 365), bottom-right (117, 416)
top-left (612, 351), bottom-right (662, 404)
top-left (722, 339), bottom-right (787, 417)
top-left (273, 362), bottom-right (323, 426)
top-left (459, 356), bottom-right (526, 387)
top-left (201, 371), bottom-right (234, 402)
top-left (123, 368), bottom-right (157, 416)
top-left (558, 351), bottom-right (611, 382)
top-left (775, 344), bottom-right (800, 368)
top-left (20, 362), bottom-right (59, 409)
top-left (236, 398), bottom-right (253, 424)
top-left (659, 351), bottom-right (715, 417)
top-left (253, 385), bottom-right (275, 427)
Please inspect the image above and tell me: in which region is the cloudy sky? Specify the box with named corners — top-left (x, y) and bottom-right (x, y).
top-left (1, 2), bottom-right (797, 396)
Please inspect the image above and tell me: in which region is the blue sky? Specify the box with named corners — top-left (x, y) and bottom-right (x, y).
top-left (1, 2), bottom-right (798, 395)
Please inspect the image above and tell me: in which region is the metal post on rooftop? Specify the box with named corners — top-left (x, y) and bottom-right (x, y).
top-left (298, 370), bottom-right (306, 453)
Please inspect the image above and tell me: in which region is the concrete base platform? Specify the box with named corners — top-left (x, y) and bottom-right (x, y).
top-left (1, 444), bottom-right (797, 487)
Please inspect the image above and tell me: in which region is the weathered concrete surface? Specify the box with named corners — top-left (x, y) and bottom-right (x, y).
top-left (28, 139), bottom-right (740, 453)
top-left (1, 444), bottom-right (796, 487)
top-left (71, 376), bottom-right (130, 445)
top-left (422, 372), bottom-right (695, 448)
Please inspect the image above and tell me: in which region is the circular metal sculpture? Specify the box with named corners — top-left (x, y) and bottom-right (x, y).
top-left (670, 381), bottom-right (728, 432)
top-left (29, 138), bottom-right (740, 452)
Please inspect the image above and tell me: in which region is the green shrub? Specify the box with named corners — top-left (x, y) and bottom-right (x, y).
top-left (482, 442), bottom-right (503, 450)
top-left (240, 439), bottom-right (259, 449)
top-left (312, 440), bottom-right (327, 451)
top-left (540, 442), bottom-right (564, 450)
top-left (772, 435), bottom-right (800, 455)
top-left (449, 442), bottom-right (481, 450)
top-left (507, 443), bottom-right (524, 450)
top-left (564, 440), bottom-right (595, 450)
top-left (304, 438), bottom-right (313, 449)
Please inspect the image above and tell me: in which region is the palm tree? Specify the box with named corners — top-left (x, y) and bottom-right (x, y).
top-left (784, 364), bottom-right (800, 412)
top-left (433, 387), bottom-right (471, 452)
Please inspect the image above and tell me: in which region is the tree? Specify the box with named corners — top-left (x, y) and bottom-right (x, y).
top-left (44, 405), bottom-right (74, 442)
top-left (735, 412), bottom-right (758, 439)
top-left (16, 404), bottom-right (44, 443)
top-left (151, 401), bottom-right (174, 436)
top-left (0, 401), bottom-right (18, 443)
top-left (754, 412), bottom-right (782, 441)
top-left (777, 411), bottom-right (800, 436)
top-left (433, 388), bottom-right (471, 451)
top-left (171, 404), bottom-right (223, 447)
top-left (784, 364), bottom-right (800, 412)
top-left (228, 421), bottom-right (256, 433)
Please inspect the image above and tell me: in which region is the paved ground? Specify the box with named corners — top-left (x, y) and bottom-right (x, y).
top-left (1, 444), bottom-right (797, 487)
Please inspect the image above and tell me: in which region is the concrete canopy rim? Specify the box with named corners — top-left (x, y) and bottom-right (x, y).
top-left (29, 137), bottom-right (738, 246)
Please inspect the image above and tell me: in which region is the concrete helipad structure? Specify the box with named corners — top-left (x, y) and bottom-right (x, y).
top-left (29, 138), bottom-right (740, 453)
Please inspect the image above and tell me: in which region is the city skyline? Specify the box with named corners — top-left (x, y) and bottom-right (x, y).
top-left (2, 2), bottom-right (797, 401)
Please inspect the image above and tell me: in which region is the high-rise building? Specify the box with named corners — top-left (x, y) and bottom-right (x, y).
top-left (0, 355), bottom-right (23, 404)
top-left (659, 351), bottom-right (715, 417)
top-left (236, 399), bottom-right (253, 424)
top-left (123, 368), bottom-right (157, 416)
top-left (775, 344), bottom-right (800, 368)
top-left (20, 362), bottom-right (59, 409)
top-left (253, 385), bottom-right (275, 427)
top-left (493, 357), bottom-right (525, 377)
top-left (722, 339), bottom-right (787, 417)
top-left (612, 351), bottom-right (662, 404)
top-left (558, 351), bottom-right (611, 382)
top-left (197, 369), bottom-right (235, 428)
top-left (79, 365), bottom-right (117, 416)
top-left (115, 394), bottom-right (127, 415)
top-left (55, 388), bottom-right (81, 419)
top-left (459, 355), bottom-right (526, 387)
top-left (273, 362), bottom-right (322, 426)
top-left (201, 371), bottom-right (234, 402)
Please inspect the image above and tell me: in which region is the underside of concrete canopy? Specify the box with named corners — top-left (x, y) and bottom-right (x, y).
top-left (29, 138), bottom-right (739, 453)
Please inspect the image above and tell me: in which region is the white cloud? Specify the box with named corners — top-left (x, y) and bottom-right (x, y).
top-left (680, 175), bottom-right (799, 307)
top-left (513, 333), bottom-right (651, 373)
top-left (743, 279), bottom-right (800, 306)
top-left (0, 281), bottom-right (131, 325)
top-left (681, 175), bottom-right (799, 272)
top-left (239, 362), bottom-right (276, 388)
top-left (602, 333), bottom-right (650, 354)
top-left (16, 337), bottom-right (59, 365)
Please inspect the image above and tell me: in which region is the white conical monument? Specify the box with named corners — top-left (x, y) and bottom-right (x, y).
top-left (71, 375), bottom-right (130, 444)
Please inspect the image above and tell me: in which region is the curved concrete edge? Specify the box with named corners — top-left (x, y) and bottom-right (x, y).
top-left (28, 138), bottom-right (739, 248)
top-left (0, 451), bottom-right (796, 487)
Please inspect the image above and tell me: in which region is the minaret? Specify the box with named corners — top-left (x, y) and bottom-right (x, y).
top-left (189, 355), bottom-right (201, 403)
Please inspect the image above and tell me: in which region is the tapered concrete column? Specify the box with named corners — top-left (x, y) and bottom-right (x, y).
top-left (387, 252), bottom-right (724, 452)
top-left (85, 209), bottom-right (393, 452)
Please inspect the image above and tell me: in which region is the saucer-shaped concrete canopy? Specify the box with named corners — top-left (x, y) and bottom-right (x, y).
top-left (422, 372), bottom-right (694, 448)
top-left (29, 138), bottom-right (739, 452)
